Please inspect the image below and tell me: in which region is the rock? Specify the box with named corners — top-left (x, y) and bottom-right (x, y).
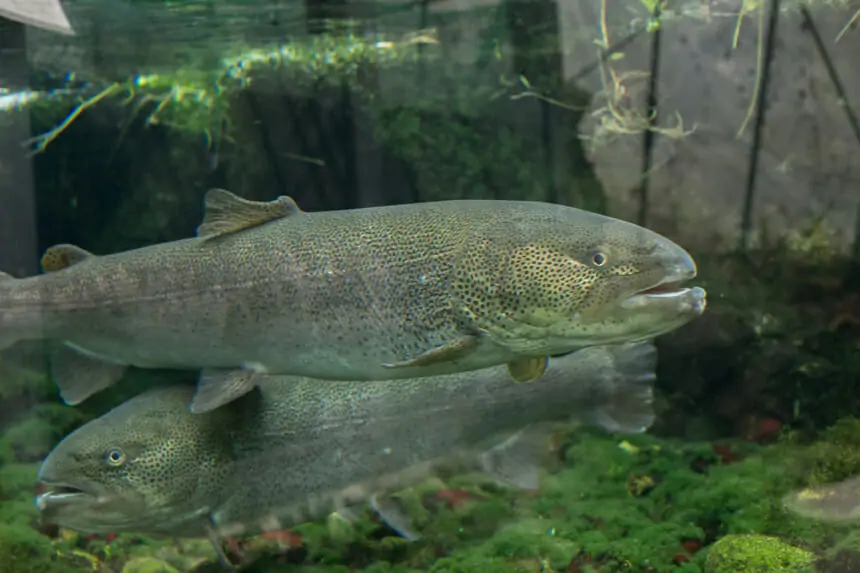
top-left (705, 533), bottom-right (816, 573)
top-left (121, 557), bottom-right (180, 573)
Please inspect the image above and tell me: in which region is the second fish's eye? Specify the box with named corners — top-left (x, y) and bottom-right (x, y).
top-left (105, 448), bottom-right (126, 466)
top-left (591, 252), bottom-right (607, 267)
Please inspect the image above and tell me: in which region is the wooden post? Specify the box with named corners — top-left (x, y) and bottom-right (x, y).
top-left (0, 17), bottom-right (39, 277)
top-left (505, 0), bottom-right (563, 204)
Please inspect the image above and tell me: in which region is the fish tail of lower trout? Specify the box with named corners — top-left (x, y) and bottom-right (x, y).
top-left (0, 271), bottom-right (39, 351)
top-left (585, 341), bottom-right (659, 435)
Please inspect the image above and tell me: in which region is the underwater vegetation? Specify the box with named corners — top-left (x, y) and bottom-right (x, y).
top-left (704, 534), bottom-right (815, 573)
top-left (4, 419), bottom-right (860, 573)
top-left (3, 2), bottom-right (860, 573)
top-left (5, 223), bottom-right (860, 572)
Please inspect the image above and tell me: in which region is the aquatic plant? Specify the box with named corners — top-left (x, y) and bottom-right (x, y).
top-left (7, 424), bottom-right (858, 573)
top-left (703, 533), bottom-right (816, 573)
top-left (14, 26), bottom-right (440, 155)
top-left (795, 417), bottom-right (860, 485)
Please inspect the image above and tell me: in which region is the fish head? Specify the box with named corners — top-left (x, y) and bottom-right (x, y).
top-left (455, 206), bottom-right (706, 353)
top-left (35, 385), bottom-right (234, 535)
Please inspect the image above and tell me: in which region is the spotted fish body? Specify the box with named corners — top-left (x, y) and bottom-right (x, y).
top-left (35, 342), bottom-right (658, 546)
top-left (0, 190), bottom-right (705, 413)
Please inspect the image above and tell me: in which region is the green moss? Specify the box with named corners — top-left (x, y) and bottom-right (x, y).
top-left (825, 528), bottom-right (860, 557)
top-left (2, 403), bottom-right (89, 463)
top-left (483, 519), bottom-right (578, 567)
top-left (359, 564), bottom-right (422, 573)
top-left (428, 554), bottom-right (526, 573)
top-left (4, 418), bottom-right (64, 463)
top-left (19, 25), bottom-right (442, 150)
top-left (11, 424), bottom-right (858, 573)
top-left (0, 464), bottom-right (40, 501)
top-left (0, 500), bottom-right (41, 530)
top-left (781, 417), bottom-right (860, 486)
top-left (669, 454), bottom-right (798, 533)
top-left (367, 80), bottom-right (603, 208)
top-left (15, 6), bottom-right (607, 215)
top-left (0, 436), bottom-right (15, 465)
top-left (819, 417), bottom-right (860, 446)
top-left (0, 523), bottom-right (72, 573)
top-left (0, 363), bottom-right (54, 402)
top-left (804, 442), bottom-right (860, 486)
top-left (121, 536), bottom-right (213, 571)
top-left (256, 567), bottom-right (352, 573)
top-left (704, 534), bottom-right (816, 573)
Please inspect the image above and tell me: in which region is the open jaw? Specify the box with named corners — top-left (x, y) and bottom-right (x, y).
top-left (620, 278), bottom-right (707, 312)
top-left (35, 482), bottom-right (93, 511)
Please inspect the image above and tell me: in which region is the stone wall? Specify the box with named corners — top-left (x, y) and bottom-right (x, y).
top-left (558, 0), bottom-right (860, 252)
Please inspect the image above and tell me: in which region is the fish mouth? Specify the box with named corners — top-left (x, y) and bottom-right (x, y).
top-left (35, 481), bottom-right (99, 512)
top-left (620, 276), bottom-right (706, 313)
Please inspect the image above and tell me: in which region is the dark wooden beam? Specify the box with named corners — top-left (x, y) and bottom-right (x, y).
top-left (0, 17), bottom-right (39, 277)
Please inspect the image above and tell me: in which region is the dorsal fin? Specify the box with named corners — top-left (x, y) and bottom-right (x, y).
top-left (196, 189), bottom-right (302, 239)
top-left (41, 244), bottom-right (95, 272)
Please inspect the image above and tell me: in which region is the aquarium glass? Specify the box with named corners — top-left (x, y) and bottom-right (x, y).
top-left (1, 0), bottom-right (859, 572)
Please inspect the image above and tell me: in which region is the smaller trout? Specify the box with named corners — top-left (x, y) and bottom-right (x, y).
top-left (36, 342), bottom-right (658, 565)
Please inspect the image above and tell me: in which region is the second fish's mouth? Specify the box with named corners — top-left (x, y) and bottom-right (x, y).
top-left (35, 483), bottom-right (93, 510)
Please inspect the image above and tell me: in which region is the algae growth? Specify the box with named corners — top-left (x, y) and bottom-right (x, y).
top-left (8, 239), bottom-right (860, 572)
top-left (3, 2), bottom-right (860, 573)
top-left (704, 533), bottom-right (816, 573)
top-left (2, 418), bottom-right (860, 573)
top-left (8, 2), bottom-right (611, 257)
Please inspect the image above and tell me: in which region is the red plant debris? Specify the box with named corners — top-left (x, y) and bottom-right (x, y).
top-left (257, 530), bottom-right (303, 549)
top-left (434, 489), bottom-right (475, 509)
top-left (745, 416), bottom-right (782, 444)
top-left (681, 538), bottom-right (703, 554)
top-left (712, 444), bottom-right (741, 464)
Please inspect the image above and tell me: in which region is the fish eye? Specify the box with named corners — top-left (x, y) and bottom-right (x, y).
top-left (105, 448), bottom-right (126, 466)
top-left (590, 252), bottom-right (607, 267)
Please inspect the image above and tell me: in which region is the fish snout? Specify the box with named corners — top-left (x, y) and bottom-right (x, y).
top-left (653, 236), bottom-right (697, 282)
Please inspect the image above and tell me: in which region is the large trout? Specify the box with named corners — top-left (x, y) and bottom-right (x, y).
top-left (0, 189), bottom-right (705, 413)
top-left (36, 342), bottom-right (658, 567)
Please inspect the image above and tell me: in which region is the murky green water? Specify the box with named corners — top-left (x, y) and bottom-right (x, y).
top-left (2, 1), bottom-right (860, 572)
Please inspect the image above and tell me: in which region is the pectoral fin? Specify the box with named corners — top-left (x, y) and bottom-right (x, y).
top-left (191, 368), bottom-right (260, 414)
top-left (369, 493), bottom-right (422, 541)
top-left (203, 523), bottom-right (236, 571)
top-left (507, 356), bottom-right (548, 383)
top-left (196, 189), bottom-right (302, 239)
top-left (382, 336), bottom-right (478, 369)
top-left (40, 244), bottom-right (95, 272)
top-left (478, 426), bottom-right (546, 491)
top-left (50, 344), bottom-right (128, 406)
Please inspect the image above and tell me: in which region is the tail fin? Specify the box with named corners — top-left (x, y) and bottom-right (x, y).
top-left (0, 271), bottom-right (24, 351)
top-left (588, 341), bottom-right (658, 435)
